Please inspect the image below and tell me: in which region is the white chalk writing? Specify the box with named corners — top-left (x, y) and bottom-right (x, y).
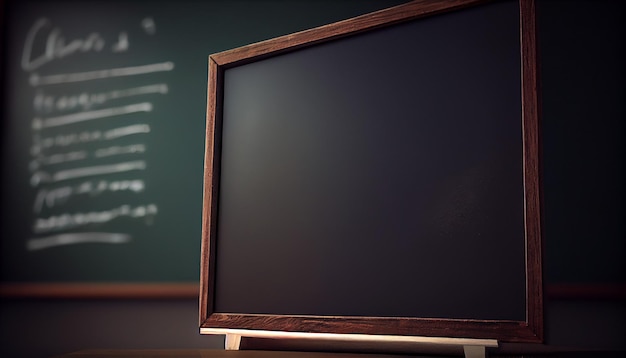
top-left (27, 232), bottom-right (131, 250)
top-left (30, 160), bottom-right (146, 186)
top-left (29, 150), bottom-right (87, 171)
top-left (31, 124), bottom-right (151, 154)
top-left (33, 179), bottom-right (145, 212)
top-left (23, 16), bottom-right (170, 249)
top-left (30, 62), bottom-right (174, 86)
top-left (33, 204), bottom-right (158, 233)
top-left (22, 18), bottom-right (107, 71)
top-left (95, 144), bottom-right (146, 158)
top-left (32, 102), bottom-right (152, 130)
top-left (34, 84), bottom-right (167, 114)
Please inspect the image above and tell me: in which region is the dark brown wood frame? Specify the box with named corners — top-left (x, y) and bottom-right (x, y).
top-left (200, 0), bottom-right (543, 343)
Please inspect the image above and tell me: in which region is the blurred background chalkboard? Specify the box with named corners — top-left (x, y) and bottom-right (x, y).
top-left (0, 0), bottom-right (409, 296)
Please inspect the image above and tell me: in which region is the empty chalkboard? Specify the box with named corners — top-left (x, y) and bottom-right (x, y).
top-left (0, 0), bottom-right (408, 297)
top-left (200, 0), bottom-right (543, 343)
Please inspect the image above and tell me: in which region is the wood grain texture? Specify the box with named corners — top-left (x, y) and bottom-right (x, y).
top-left (200, 56), bottom-right (220, 324)
top-left (519, 0), bottom-right (544, 343)
top-left (200, 0), bottom-right (543, 344)
top-left (201, 313), bottom-right (538, 343)
top-left (0, 283), bottom-right (198, 298)
top-left (203, 328), bottom-right (498, 346)
top-left (211, 0), bottom-right (486, 68)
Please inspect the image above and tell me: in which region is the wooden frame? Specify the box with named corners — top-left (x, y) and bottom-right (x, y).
top-left (0, 283), bottom-right (199, 299)
top-left (200, 0), bottom-right (543, 343)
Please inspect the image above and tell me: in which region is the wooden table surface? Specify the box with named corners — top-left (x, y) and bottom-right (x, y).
top-left (53, 349), bottom-right (626, 358)
top-left (54, 350), bottom-right (421, 358)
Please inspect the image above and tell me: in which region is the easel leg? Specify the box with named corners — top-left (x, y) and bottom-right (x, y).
top-left (225, 334), bottom-right (242, 350)
top-left (463, 345), bottom-right (486, 358)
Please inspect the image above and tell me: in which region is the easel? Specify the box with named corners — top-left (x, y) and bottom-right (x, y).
top-left (201, 328), bottom-right (498, 358)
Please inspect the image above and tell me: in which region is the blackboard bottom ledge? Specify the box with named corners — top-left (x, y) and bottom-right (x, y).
top-left (0, 282), bottom-right (199, 298)
top-left (201, 327), bottom-right (498, 357)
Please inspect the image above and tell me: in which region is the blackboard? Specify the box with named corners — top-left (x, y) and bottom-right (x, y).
top-left (0, 0), bottom-right (409, 297)
top-left (200, 0), bottom-right (543, 343)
